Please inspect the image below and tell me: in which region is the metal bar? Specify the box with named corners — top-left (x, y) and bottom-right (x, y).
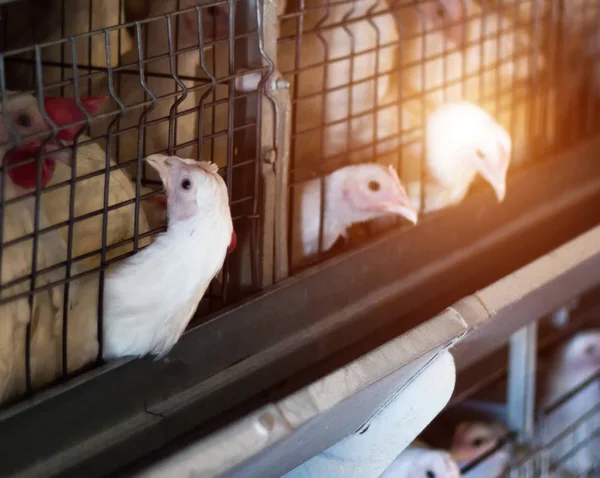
top-left (507, 322), bottom-right (537, 443)
top-left (452, 198), bottom-right (600, 371)
top-left (1, 136), bottom-right (600, 477)
top-left (256, 0), bottom-right (286, 286)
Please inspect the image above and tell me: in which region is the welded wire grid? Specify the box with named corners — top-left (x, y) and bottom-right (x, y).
top-left (457, 376), bottom-right (600, 477)
top-left (535, 372), bottom-right (600, 477)
top-left (281, 0), bottom-right (600, 271)
top-left (0, 0), bottom-right (267, 406)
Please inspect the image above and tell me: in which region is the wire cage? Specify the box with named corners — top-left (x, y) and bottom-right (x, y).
top-left (0, 0), bottom-right (277, 407)
top-left (454, 375), bottom-right (600, 477)
top-left (1, 0), bottom-right (600, 465)
top-left (280, 0), bottom-right (600, 271)
top-left (536, 371), bottom-right (600, 477)
top-left (446, 319), bottom-right (600, 478)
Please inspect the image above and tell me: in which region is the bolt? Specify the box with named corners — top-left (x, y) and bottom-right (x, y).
top-left (264, 149), bottom-right (276, 164)
top-left (256, 412), bottom-right (276, 434)
top-left (276, 78), bottom-right (290, 89)
top-left (270, 77), bottom-right (290, 91)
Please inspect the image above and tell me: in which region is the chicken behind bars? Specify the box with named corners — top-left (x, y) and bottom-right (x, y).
top-left (387, 0), bottom-right (545, 180)
top-left (0, 92), bottom-right (89, 403)
top-left (41, 96), bottom-right (152, 268)
top-left (99, 155), bottom-right (234, 359)
top-left (30, 154), bottom-right (235, 379)
top-left (278, 0), bottom-right (400, 168)
top-left (95, 0), bottom-right (233, 183)
top-left (450, 421), bottom-right (510, 477)
top-left (407, 101), bottom-right (513, 213)
top-left (539, 330), bottom-right (600, 476)
top-left (291, 163), bottom-right (418, 269)
top-left (0, 0), bottom-right (126, 92)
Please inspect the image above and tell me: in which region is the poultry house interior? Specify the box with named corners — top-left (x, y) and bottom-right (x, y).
top-left (0, 0), bottom-right (600, 476)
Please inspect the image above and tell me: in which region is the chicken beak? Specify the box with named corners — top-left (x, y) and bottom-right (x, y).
top-left (382, 201), bottom-right (419, 225)
top-left (145, 154), bottom-right (171, 188)
top-left (493, 181), bottom-right (506, 202)
top-left (478, 165), bottom-right (507, 203)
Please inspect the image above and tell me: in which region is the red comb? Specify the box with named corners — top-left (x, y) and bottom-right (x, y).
top-left (227, 230), bottom-right (237, 254)
top-left (43, 96), bottom-right (108, 142)
top-left (5, 144), bottom-right (56, 189)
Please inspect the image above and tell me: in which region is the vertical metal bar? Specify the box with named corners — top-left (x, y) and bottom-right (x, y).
top-left (316, 3), bottom-right (329, 263)
top-left (266, 2), bottom-right (290, 283)
top-left (224, 0), bottom-right (236, 303)
top-left (256, 0), bottom-right (289, 285)
top-left (418, 6), bottom-right (426, 216)
top-left (507, 321), bottom-right (538, 444)
top-left (61, 38), bottom-right (80, 376)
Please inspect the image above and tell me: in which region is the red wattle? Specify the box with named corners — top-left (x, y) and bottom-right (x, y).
top-left (148, 193), bottom-right (168, 209)
top-left (227, 230), bottom-right (237, 254)
top-left (43, 96), bottom-right (109, 141)
top-left (5, 148), bottom-right (56, 189)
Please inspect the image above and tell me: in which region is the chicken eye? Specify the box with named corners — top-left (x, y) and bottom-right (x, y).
top-left (476, 148), bottom-right (486, 160)
top-left (368, 180), bottom-right (380, 192)
top-left (426, 470), bottom-right (436, 478)
top-left (181, 178), bottom-right (192, 190)
top-left (16, 113), bottom-right (32, 129)
top-left (472, 437), bottom-right (485, 448)
top-left (584, 344), bottom-right (596, 356)
top-left (436, 5), bottom-right (446, 17)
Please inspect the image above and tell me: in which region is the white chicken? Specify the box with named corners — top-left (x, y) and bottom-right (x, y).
top-left (380, 441), bottom-right (461, 478)
top-left (291, 162), bottom-right (418, 268)
top-left (539, 330), bottom-right (600, 476)
top-left (388, 0), bottom-right (545, 181)
top-left (278, 0), bottom-right (400, 168)
top-left (1, 0), bottom-right (128, 93)
top-left (96, 0), bottom-right (232, 182)
top-left (0, 92), bottom-right (80, 404)
top-left (450, 421), bottom-right (510, 478)
top-left (407, 101), bottom-right (512, 213)
top-left (100, 154), bottom-right (233, 359)
top-left (41, 96), bottom-right (152, 268)
top-left (35, 154), bottom-right (234, 374)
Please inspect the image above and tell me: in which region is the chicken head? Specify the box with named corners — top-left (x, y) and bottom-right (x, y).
top-left (427, 101), bottom-right (512, 203)
top-left (334, 163), bottom-right (419, 226)
top-left (450, 421), bottom-right (508, 465)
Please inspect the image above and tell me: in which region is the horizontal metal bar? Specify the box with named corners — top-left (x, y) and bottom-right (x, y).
top-left (452, 208), bottom-right (600, 370)
top-left (450, 294), bottom-right (600, 407)
top-left (2, 138), bottom-right (600, 478)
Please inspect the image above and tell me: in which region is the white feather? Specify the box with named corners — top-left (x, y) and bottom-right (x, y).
top-left (0, 93), bottom-right (79, 403)
top-left (102, 158), bottom-right (232, 359)
top-left (291, 163), bottom-right (414, 268)
top-left (425, 101), bottom-right (512, 206)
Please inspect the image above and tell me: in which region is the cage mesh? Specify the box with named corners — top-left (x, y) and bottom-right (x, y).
top-left (0, 0), bottom-right (267, 406)
top-left (282, 0), bottom-right (600, 270)
top-left (458, 373), bottom-right (600, 476)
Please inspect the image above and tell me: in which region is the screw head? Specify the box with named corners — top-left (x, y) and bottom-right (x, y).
top-left (263, 149), bottom-right (276, 164)
top-left (276, 78), bottom-right (290, 89)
